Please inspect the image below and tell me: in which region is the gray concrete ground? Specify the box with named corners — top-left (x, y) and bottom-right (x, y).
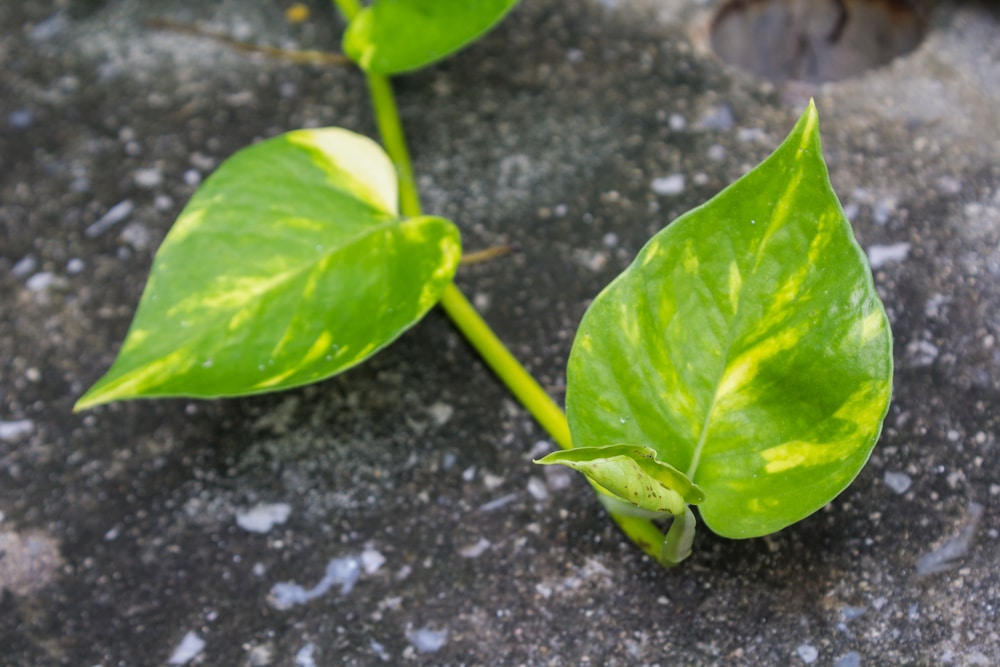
top-left (2, 0), bottom-right (998, 664)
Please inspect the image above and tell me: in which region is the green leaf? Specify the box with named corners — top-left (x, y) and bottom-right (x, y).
top-left (535, 445), bottom-right (705, 516)
top-left (75, 128), bottom-right (461, 410)
top-left (343, 0), bottom-right (520, 75)
top-left (565, 102), bottom-right (893, 539)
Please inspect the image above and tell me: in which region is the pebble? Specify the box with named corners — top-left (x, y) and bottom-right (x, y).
top-left (0, 419), bottom-right (34, 442)
top-left (360, 548), bottom-right (386, 574)
top-left (916, 502), bottom-right (984, 576)
top-left (134, 167), bottom-right (163, 188)
top-left (884, 471), bottom-right (913, 495)
top-left (697, 104), bottom-right (735, 130)
top-left (294, 643), bottom-right (317, 667)
top-left (167, 631), bottom-right (205, 665)
top-left (427, 401), bottom-right (454, 426)
top-left (651, 174), bottom-right (685, 196)
top-left (796, 643), bottom-right (819, 664)
top-left (707, 144), bottom-right (727, 161)
top-left (405, 626), bottom-right (448, 653)
top-left (834, 652), bottom-right (862, 667)
top-left (85, 199), bottom-right (134, 238)
top-left (10, 256), bottom-right (37, 279)
top-left (235, 503), bottom-right (292, 534)
top-left (867, 242), bottom-right (910, 268)
top-left (737, 127), bottom-right (766, 143)
top-left (905, 340), bottom-right (939, 367)
top-left (29, 14), bottom-right (65, 41)
top-left (7, 109), bottom-right (34, 129)
top-left (458, 538), bottom-right (491, 559)
top-left (25, 272), bottom-right (57, 292)
top-left (120, 222), bottom-right (153, 251)
top-left (527, 476), bottom-right (549, 501)
top-left (269, 556), bottom-right (361, 609)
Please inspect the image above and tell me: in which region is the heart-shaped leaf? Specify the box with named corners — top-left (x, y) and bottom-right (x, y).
top-left (75, 128), bottom-right (461, 410)
top-left (536, 445), bottom-right (705, 516)
top-left (565, 102), bottom-right (892, 539)
top-left (343, 0), bottom-right (520, 75)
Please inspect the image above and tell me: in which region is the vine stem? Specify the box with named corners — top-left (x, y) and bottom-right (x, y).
top-left (332, 0), bottom-right (673, 567)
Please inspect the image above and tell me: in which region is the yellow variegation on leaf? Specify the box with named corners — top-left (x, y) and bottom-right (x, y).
top-left (565, 101), bottom-right (892, 541)
top-left (76, 128), bottom-right (461, 410)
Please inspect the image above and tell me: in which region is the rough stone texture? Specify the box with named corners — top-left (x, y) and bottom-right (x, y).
top-left (2, 0), bottom-right (998, 665)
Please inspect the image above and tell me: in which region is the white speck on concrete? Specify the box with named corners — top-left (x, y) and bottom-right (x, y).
top-left (293, 643), bottom-right (316, 667)
top-left (269, 556), bottom-right (361, 610)
top-left (884, 471), bottom-right (913, 495)
top-left (697, 104), bottom-right (735, 130)
top-left (482, 472), bottom-right (505, 491)
top-left (247, 643), bottom-right (272, 666)
top-left (668, 113), bottom-right (686, 131)
top-left (651, 174), bottom-right (685, 196)
top-left (360, 548), bottom-right (386, 574)
top-left (370, 640), bottom-right (390, 661)
top-left (867, 242), bottom-right (910, 268)
top-left (458, 538), bottom-right (491, 559)
top-left (134, 167), bottom-right (163, 188)
top-left (527, 476), bottom-right (549, 501)
top-left (796, 643), bottom-right (819, 664)
top-left (406, 626), bottom-right (448, 653)
top-left (11, 256), bottom-right (37, 279)
top-left (574, 248), bottom-right (608, 272)
top-left (834, 652), bottom-right (862, 667)
top-left (924, 293), bottom-right (951, 319)
top-left (917, 502), bottom-right (985, 576)
top-left (461, 466), bottom-right (476, 482)
top-left (873, 196), bottom-right (897, 225)
top-left (25, 272), bottom-right (57, 292)
top-left (0, 530), bottom-right (63, 596)
top-left (236, 503), bottom-right (291, 534)
top-left (936, 175), bottom-right (962, 195)
top-left (120, 222), bottom-right (153, 251)
top-left (737, 127), bottom-right (767, 142)
top-left (707, 144), bottom-right (726, 161)
top-left (905, 339), bottom-right (939, 367)
top-left (66, 258), bottom-right (85, 274)
top-left (427, 401), bottom-right (454, 426)
top-left (479, 493), bottom-right (518, 513)
top-left (184, 169), bottom-right (202, 187)
top-left (29, 14), bottom-right (66, 41)
top-left (168, 631), bottom-right (205, 665)
top-left (85, 199), bottom-right (134, 238)
top-left (0, 420), bottom-right (34, 442)
top-left (7, 109), bottom-right (34, 129)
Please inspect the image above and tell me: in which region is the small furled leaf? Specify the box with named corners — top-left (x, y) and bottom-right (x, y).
top-left (343, 0), bottom-right (520, 75)
top-left (536, 445), bottom-right (705, 516)
top-left (566, 101), bottom-right (893, 539)
top-left (662, 506), bottom-right (697, 566)
top-left (75, 128), bottom-right (461, 410)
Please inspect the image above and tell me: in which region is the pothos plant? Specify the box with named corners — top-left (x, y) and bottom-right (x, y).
top-left (75, 0), bottom-right (893, 566)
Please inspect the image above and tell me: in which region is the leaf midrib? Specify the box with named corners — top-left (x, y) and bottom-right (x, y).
top-left (683, 172), bottom-right (805, 481)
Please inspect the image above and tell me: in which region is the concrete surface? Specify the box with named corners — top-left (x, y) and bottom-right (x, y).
top-left (2, 0), bottom-right (998, 664)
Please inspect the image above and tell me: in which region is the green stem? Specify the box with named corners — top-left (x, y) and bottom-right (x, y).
top-left (343, 15), bottom-right (678, 565)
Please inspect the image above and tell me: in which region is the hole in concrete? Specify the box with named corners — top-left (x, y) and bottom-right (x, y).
top-left (710, 0), bottom-right (929, 83)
